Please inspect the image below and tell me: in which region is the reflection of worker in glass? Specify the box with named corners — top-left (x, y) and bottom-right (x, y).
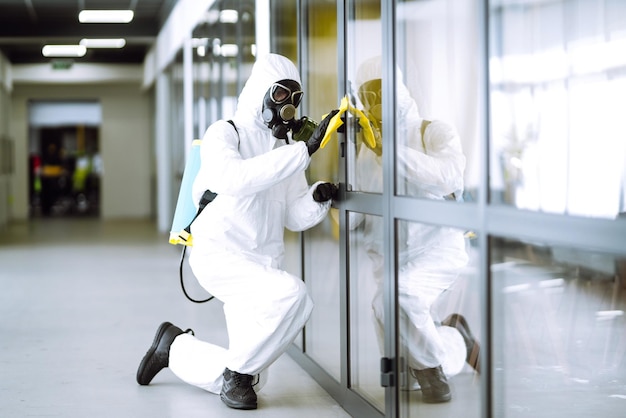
top-left (136, 54), bottom-right (339, 410)
top-left (351, 57), bottom-right (480, 403)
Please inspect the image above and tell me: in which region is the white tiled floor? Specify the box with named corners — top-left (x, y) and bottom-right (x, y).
top-left (0, 219), bottom-right (352, 418)
top-left (4, 218), bottom-right (624, 418)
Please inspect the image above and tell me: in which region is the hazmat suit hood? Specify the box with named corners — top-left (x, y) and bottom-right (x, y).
top-left (235, 53), bottom-right (302, 131)
top-left (355, 56), bottom-right (421, 127)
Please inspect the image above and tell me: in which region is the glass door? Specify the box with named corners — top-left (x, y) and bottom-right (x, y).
top-left (300, 0), bottom-right (342, 382)
top-left (392, 1), bottom-right (484, 417)
top-left (344, 0), bottom-right (385, 413)
top-left (343, 1), bottom-right (485, 416)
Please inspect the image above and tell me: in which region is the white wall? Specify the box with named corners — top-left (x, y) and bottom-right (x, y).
top-left (10, 83), bottom-right (154, 221)
top-left (0, 51), bottom-right (11, 229)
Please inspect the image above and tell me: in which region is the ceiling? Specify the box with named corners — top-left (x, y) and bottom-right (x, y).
top-left (0, 0), bottom-right (178, 65)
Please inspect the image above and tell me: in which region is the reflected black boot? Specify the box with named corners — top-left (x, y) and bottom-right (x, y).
top-left (442, 313), bottom-right (481, 373)
top-left (412, 365), bottom-right (452, 403)
top-left (220, 368), bottom-right (258, 410)
top-left (136, 322), bottom-right (193, 385)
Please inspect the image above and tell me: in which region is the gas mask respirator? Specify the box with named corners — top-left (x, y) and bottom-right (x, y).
top-left (262, 79), bottom-right (318, 141)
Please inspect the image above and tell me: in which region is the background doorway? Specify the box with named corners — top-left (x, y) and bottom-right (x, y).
top-left (28, 101), bottom-right (102, 218)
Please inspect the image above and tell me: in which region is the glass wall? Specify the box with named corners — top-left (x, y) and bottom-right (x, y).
top-left (345, 0), bottom-right (385, 413)
top-left (165, 50), bottom-right (186, 222)
top-left (347, 0), bottom-right (383, 195)
top-left (486, 3), bottom-right (626, 418)
top-left (394, 0), bottom-right (483, 203)
top-left (191, 0), bottom-right (256, 137)
top-left (349, 212), bottom-right (385, 411)
top-left (396, 220), bottom-right (481, 418)
top-left (288, 1), bottom-right (626, 418)
top-left (489, 0), bottom-right (626, 218)
top-left (491, 237), bottom-right (626, 418)
top-left (291, 1), bottom-right (626, 418)
top-left (301, 0), bottom-right (342, 382)
top-left (172, 1), bottom-right (626, 417)
top-left (391, 1), bottom-right (484, 417)
top-left (342, 0), bottom-right (484, 417)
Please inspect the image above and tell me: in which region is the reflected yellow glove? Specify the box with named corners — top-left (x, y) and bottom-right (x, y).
top-left (319, 96), bottom-right (377, 150)
top-left (366, 120), bottom-right (383, 156)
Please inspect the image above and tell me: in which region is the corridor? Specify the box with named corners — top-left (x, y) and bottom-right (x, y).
top-left (0, 219), bottom-right (350, 418)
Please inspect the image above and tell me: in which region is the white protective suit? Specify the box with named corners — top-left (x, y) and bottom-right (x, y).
top-left (168, 54), bottom-right (331, 394)
top-left (353, 57), bottom-right (469, 376)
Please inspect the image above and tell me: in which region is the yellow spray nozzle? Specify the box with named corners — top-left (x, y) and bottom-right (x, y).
top-left (320, 96), bottom-right (377, 150)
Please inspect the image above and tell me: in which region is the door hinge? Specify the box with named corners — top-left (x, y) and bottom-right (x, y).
top-left (380, 357), bottom-right (395, 387)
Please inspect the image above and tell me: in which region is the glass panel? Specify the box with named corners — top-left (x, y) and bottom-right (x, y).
top-left (170, 50), bottom-right (186, 209)
top-left (192, 0), bottom-right (256, 134)
top-left (345, 2), bottom-right (386, 412)
top-left (489, 0), bottom-right (626, 218)
top-left (270, 0), bottom-right (297, 57)
top-left (397, 219), bottom-right (481, 418)
top-left (395, 0), bottom-right (482, 202)
top-left (397, 221), bottom-right (482, 417)
top-left (302, 0), bottom-right (341, 381)
top-left (346, 0), bottom-right (383, 194)
top-left (349, 211), bottom-right (385, 411)
top-left (491, 237), bottom-right (626, 418)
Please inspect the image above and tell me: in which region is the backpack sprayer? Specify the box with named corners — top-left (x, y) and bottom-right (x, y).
top-left (169, 121), bottom-right (237, 303)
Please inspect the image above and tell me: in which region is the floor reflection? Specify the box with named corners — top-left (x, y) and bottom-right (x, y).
top-left (492, 242), bottom-right (626, 418)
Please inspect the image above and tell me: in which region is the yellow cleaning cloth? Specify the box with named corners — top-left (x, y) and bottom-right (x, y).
top-left (320, 96), bottom-right (377, 149)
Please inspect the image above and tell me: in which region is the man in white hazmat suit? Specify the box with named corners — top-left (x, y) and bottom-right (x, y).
top-left (351, 56), bottom-right (480, 403)
top-left (136, 54), bottom-right (340, 410)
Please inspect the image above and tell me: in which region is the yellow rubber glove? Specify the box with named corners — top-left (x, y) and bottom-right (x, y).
top-left (319, 96), bottom-right (377, 150)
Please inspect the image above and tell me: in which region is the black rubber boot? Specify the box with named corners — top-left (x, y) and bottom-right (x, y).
top-left (136, 322), bottom-right (192, 385)
top-left (220, 368), bottom-right (258, 410)
top-left (412, 365), bottom-right (452, 403)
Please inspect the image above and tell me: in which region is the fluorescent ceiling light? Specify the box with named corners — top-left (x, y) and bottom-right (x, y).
top-left (191, 38), bottom-right (208, 48)
top-left (78, 10), bottom-right (134, 23)
top-left (42, 45), bottom-right (87, 58)
top-left (219, 10), bottom-right (238, 23)
top-left (80, 38), bottom-right (126, 48)
top-left (215, 44), bottom-right (238, 57)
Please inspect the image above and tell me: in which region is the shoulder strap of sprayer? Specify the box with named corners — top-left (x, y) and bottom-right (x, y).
top-left (183, 119), bottom-right (238, 236)
top-left (180, 120), bottom-right (238, 304)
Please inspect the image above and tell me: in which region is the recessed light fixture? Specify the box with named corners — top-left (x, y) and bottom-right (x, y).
top-left (42, 45), bottom-right (87, 58)
top-left (219, 10), bottom-right (238, 24)
top-left (79, 38), bottom-right (126, 48)
top-left (78, 10), bottom-right (134, 23)
top-left (214, 44), bottom-right (239, 57)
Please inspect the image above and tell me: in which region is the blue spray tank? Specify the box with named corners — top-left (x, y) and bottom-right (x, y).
top-left (169, 139), bottom-right (203, 246)
top-left (169, 120), bottom-right (237, 247)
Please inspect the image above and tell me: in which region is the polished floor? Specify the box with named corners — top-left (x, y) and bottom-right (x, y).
top-left (0, 219), bottom-right (352, 418)
top-left (2, 218), bottom-right (625, 418)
